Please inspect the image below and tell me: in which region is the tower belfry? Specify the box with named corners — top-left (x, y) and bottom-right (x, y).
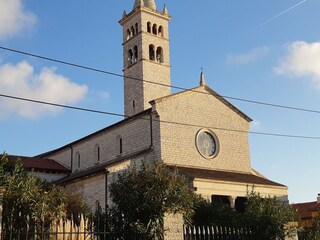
top-left (120, 0), bottom-right (171, 117)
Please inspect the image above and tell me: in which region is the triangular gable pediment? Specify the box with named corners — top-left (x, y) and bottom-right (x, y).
top-left (150, 85), bottom-right (252, 122)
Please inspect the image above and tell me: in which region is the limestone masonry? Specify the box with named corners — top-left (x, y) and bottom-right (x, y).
top-left (39, 0), bottom-right (288, 213)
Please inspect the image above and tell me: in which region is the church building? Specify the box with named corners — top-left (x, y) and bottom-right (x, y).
top-left (37, 0), bottom-right (288, 211)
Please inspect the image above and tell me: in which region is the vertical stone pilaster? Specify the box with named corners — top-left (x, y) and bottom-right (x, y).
top-left (229, 196), bottom-right (236, 208)
top-left (163, 213), bottom-right (184, 240)
top-left (284, 222), bottom-right (299, 240)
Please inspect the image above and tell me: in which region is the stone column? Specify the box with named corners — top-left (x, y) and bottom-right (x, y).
top-left (0, 187), bottom-right (5, 240)
top-left (229, 196), bottom-right (237, 208)
top-left (284, 222), bottom-right (299, 240)
top-left (163, 213), bottom-right (184, 240)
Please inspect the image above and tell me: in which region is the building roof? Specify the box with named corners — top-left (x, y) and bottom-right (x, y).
top-left (292, 201), bottom-right (320, 220)
top-left (172, 166), bottom-right (286, 188)
top-left (133, 0), bottom-right (157, 10)
top-left (2, 155), bottom-right (70, 173)
top-left (37, 108), bottom-right (152, 158)
top-left (55, 147), bottom-right (153, 184)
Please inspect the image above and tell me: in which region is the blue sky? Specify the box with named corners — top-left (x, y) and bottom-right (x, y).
top-left (0, 0), bottom-right (319, 203)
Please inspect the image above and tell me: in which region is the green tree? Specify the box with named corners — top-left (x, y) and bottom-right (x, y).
top-left (109, 162), bottom-right (199, 239)
top-left (192, 199), bottom-right (239, 227)
top-left (241, 191), bottom-right (296, 240)
top-left (0, 154), bottom-right (89, 238)
top-left (192, 190), bottom-right (296, 240)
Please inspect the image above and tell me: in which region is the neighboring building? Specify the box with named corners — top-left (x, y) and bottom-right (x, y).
top-left (1, 155), bottom-right (70, 182)
top-left (292, 194), bottom-right (320, 227)
top-left (35, 0), bottom-right (288, 211)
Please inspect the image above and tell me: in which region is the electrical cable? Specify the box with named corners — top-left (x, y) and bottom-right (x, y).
top-left (1, 93), bottom-right (320, 140)
top-left (1, 46), bottom-right (320, 115)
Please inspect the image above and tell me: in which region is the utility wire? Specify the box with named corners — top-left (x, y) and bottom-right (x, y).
top-left (1, 93), bottom-right (320, 140)
top-left (1, 46), bottom-right (320, 115)
top-left (0, 93), bottom-right (124, 118)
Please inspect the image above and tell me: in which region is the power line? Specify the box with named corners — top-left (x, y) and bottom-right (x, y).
top-left (1, 46), bottom-right (320, 115)
top-left (1, 93), bottom-right (320, 140)
top-left (0, 94), bottom-right (125, 118)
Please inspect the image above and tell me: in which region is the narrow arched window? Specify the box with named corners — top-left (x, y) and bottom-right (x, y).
top-left (156, 47), bottom-right (163, 63)
top-left (120, 138), bottom-right (123, 154)
top-left (127, 29), bottom-right (131, 40)
top-left (158, 26), bottom-right (163, 37)
top-left (76, 152), bottom-right (80, 169)
top-left (152, 24), bottom-right (157, 35)
top-left (116, 135), bottom-right (123, 155)
top-left (95, 144), bottom-right (100, 162)
top-left (131, 26), bottom-right (135, 36)
top-left (128, 49), bottom-right (133, 65)
top-left (149, 45), bottom-right (155, 61)
top-left (147, 22), bottom-right (151, 33)
top-left (133, 46), bottom-right (138, 63)
top-left (135, 23), bottom-right (139, 35)
top-left (133, 100), bottom-right (136, 114)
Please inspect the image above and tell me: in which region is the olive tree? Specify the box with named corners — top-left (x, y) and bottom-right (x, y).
top-left (109, 162), bottom-right (199, 239)
top-left (0, 154), bottom-right (89, 238)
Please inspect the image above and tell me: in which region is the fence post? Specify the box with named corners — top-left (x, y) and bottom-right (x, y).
top-left (163, 213), bottom-right (184, 240)
top-left (0, 187), bottom-right (5, 240)
top-left (284, 222), bottom-right (299, 240)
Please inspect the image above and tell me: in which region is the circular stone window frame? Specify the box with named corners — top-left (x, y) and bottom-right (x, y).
top-left (195, 128), bottom-right (220, 159)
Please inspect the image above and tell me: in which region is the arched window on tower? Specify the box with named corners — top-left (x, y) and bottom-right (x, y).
top-left (147, 22), bottom-right (151, 33)
top-left (156, 47), bottom-right (163, 63)
top-left (135, 23), bottom-right (139, 35)
top-left (149, 45), bottom-right (155, 61)
top-left (126, 29), bottom-right (131, 40)
top-left (152, 24), bottom-right (157, 35)
top-left (131, 26), bottom-right (135, 36)
top-left (133, 46), bottom-right (138, 63)
top-left (128, 49), bottom-right (133, 65)
top-left (158, 26), bottom-right (163, 37)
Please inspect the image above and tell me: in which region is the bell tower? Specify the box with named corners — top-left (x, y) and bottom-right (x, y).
top-left (119, 0), bottom-right (171, 117)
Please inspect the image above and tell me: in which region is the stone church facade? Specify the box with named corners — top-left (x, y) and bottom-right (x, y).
top-left (38, 0), bottom-right (288, 211)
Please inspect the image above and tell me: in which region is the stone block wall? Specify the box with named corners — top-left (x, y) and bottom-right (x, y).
top-left (43, 112), bottom-right (154, 173)
top-left (65, 173), bottom-right (106, 211)
top-left (153, 86), bottom-right (252, 173)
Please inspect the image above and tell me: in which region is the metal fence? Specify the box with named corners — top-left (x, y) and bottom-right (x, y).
top-left (2, 214), bottom-right (257, 240)
top-left (183, 225), bottom-right (256, 240)
top-left (1, 214), bottom-right (151, 240)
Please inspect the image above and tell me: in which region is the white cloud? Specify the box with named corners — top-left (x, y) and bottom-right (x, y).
top-left (0, 61), bottom-right (88, 119)
top-left (0, 0), bottom-right (37, 39)
top-left (275, 41), bottom-right (320, 89)
top-left (226, 47), bottom-right (270, 65)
